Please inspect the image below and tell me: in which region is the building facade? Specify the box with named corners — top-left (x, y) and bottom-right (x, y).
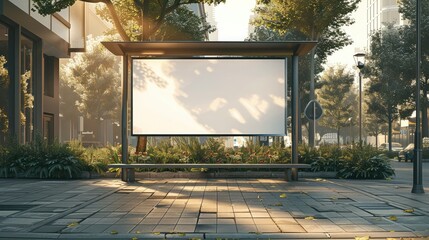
top-left (0, 0), bottom-right (85, 144)
top-left (366, 0), bottom-right (406, 46)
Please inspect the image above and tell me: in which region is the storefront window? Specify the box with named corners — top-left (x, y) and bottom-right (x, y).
top-left (0, 23), bottom-right (9, 143)
top-left (21, 35), bottom-right (34, 143)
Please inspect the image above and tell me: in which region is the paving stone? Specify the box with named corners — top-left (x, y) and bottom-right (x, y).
top-left (195, 224), bottom-right (217, 233)
top-left (94, 217), bottom-right (120, 224)
top-left (217, 218), bottom-right (235, 224)
top-left (79, 224), bottom-right (111, 233)
top-left (235, 212), bottom-right (252, 218)
top-left (104, 224), bottom-right (136, 234)
top-left (217, 224), bottom-right (237, 233)
top-left (174, 224), bottom-right (196, 232)
top-left (218, 212), bottom-right (234, 218)
top-left (1, 218), bottom-right (43, 225)
top-left (158, 217), bottom-right (178, 225)
top-left (153, 224), bottom-right (175, 232)
top-left (140, 218), bottom-right (161, 224)
top-left (301, 224), bottom-right (325, 233)
top-left (256, 224), bottom-right (281, 233)
top-left (32, 225), bottom-right (65, 233)
top-left (177, 218), bottom-right (197, 225)
top-left (236, 224), bottom-right (258, 233)
top-left (115, 217), bottom-right (143, 224)
top-left (131, 224), bottom-right (157, 233)
top-left (198, 218), bottom-right (216, 224)
top-left (277, 224), bottom-right (306, 233)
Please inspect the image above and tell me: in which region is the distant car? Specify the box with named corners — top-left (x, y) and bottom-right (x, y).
top-left (379, 142), bottom-right (403, 152)
top-left (398, 143), bottom-right (414, 162)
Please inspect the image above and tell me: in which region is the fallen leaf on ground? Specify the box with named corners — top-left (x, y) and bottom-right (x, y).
top-left (305, 216), bottom-right (315, 220)
top-left (274, 203), bottom-right (283, 206)
top-left (388, 216), bottom-right (398, 221)
top-left (110, 230), bottom-right (118, 235)
top-left (279, 193), bottom-right (287, 198)
top-left (153, 232), bottom-right (161, 235)
top-left (403, 208), bottom-right (414, 213)
top-left (131, 237), bottom-right (139, 240)
top-left (67, 222), bottom-right (79, 228)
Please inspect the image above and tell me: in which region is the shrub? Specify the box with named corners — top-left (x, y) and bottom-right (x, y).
top-left (337, 144), bottom-right (394, 179)
top-left (310, 144), bottom-right (342, 172)
top-left (1, 136), bottom-right (88, 179)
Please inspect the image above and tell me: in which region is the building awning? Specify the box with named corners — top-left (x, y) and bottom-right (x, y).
top-left (101, 41), bottom-right (317, 57)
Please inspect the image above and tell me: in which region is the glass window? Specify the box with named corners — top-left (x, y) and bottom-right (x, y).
top-left (0, 23), bottom-right (9, 143)
top-left (21, 35), bottom-right (34, 143)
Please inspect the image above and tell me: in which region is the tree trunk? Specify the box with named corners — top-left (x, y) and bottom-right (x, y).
top-left (375, 132), bottom-right (379, 147)
top-left (388, 107), bottom-right (393, 152)
top-left (337, 127), bottom-right (340, 147)
top-left (135, 0), bottom-right (151, 154)
top-left (135, 136), bottom-right (147, 154)
top-left (308, 48), bottom-right (316, 147)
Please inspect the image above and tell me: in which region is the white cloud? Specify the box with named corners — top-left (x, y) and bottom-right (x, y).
top-left (239, 94), bottom-right (268, 120)
top-left (209, 98), bottom-right (228, 111)
top-left (194, 69), bottom-right (201, 75)
top-left (229, 108), bottom-right (246, 124)
top-left (278, 77), bottom-right (285, 84)
top-left (206, 66), bottom-right (213, 72)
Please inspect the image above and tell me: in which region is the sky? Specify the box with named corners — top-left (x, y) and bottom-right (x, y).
top-left (213, 0), bottom-right (368, 69)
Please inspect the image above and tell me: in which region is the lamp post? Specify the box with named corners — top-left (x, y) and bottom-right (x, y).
top-left (354, 53), bottom-right (365, 145)
top-left (412, 0), bottom-right (424, 194)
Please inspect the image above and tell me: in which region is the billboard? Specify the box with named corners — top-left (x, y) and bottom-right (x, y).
top-left (132, 58), bottom-right (286, 135)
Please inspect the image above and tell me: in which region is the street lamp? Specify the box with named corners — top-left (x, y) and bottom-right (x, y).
top-left (354, 53), bottom-right (365, 145)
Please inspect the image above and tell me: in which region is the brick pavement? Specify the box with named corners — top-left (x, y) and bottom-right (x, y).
top-left (0, 170), bottom-right (428, 239)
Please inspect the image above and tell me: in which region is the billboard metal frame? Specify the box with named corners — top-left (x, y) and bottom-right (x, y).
top-left (102, 41), bottom-right (317, 182)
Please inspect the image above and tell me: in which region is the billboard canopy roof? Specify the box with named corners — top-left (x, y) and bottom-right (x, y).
top-left (102, 41), bottom-right (317, 57)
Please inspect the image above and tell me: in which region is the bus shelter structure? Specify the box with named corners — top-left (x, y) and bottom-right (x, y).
top-left (102, 41), bottom-right (317, 181)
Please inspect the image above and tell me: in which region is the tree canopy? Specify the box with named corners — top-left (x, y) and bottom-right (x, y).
top-left (61, 36), bottom-right (121, 122)
top-left (253, 0), bottom-right (359, 62)
top-left (33, 0), bottom-right (225, 41)
top-left (317, 65), bottom-right (357, 145)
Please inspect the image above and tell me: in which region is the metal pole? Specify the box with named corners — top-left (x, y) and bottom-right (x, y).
top-left (121, 54), bottom-right (129, 182)
top-left (309, 49), bottom-right (316, 146)
top-left (412, 0), bottom-right (424, 194)
top-left (359, 71), bottom-right (362, 144)
top-left (291, 56), bottom-right (299, 181)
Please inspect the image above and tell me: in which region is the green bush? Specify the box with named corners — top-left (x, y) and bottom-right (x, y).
top-left (337, 144), bottom-right (394, 179)
top-left (1, 136), bottom-right (87, 179)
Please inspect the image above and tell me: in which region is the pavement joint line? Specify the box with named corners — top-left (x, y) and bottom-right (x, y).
top-left (310, 178), bottom-right (429, 216)
top-left (25, 180), bottom-right (128, 233)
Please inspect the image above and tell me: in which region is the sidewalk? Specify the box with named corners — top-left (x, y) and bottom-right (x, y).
top-left (0, 161), bottom-right (428, 239)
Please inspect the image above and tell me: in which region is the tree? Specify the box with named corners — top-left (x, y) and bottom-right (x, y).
top-left (61, 36), bottom-right (121, 141)
top-left (35, 0), bottom-right (225, 153)
top-left (253, 0), bottom-right (360, 146)
top-left (33, 0), bottom-right (223, 41)
top-left (399, 0), bottom-right (429, 137)
top-left (0, 56), bottom-right (9, 135)
top-left (317, 65), bottom-right (357, 146)
top-left (365, 94), bottom-right (388, 147)
top-left (247, 26), bottom-right (324, 143)
top-left (364, 25), bottom-right (414, 151)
